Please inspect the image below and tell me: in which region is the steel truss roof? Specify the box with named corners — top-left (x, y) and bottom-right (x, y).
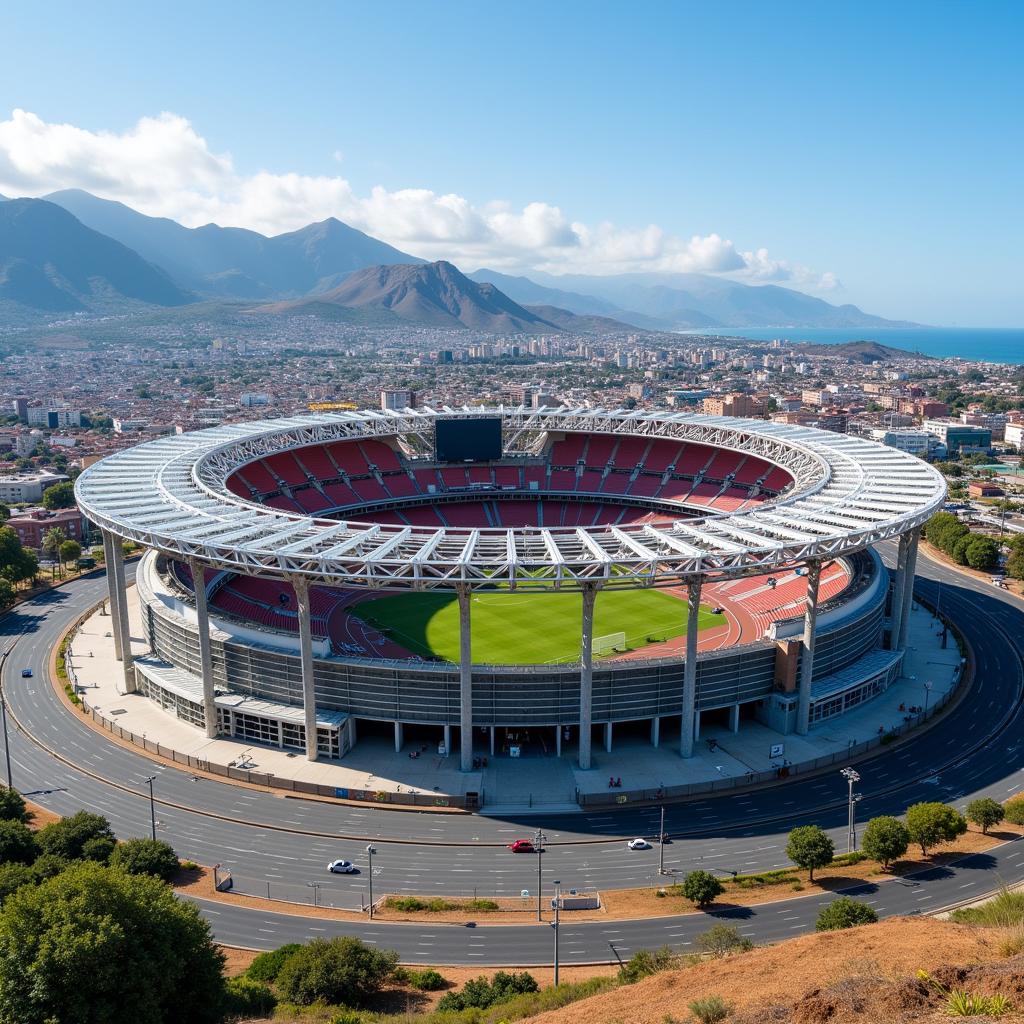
top-left (75, 407), bottom-right (946, 591)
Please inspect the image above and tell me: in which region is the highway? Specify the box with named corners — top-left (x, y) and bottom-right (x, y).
top-left (2, 547), bottom-right (1023, 958)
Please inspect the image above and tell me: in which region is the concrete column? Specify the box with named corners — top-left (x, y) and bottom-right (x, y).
top-left (293, 577), bottom-right (318, 762)
top-left (694, 710), bottom-right (702, 741)
top-left (276, 719), bottom-right (284, 748)
top-left (489, 726), bottom-right (495, 757)
top-left (555, 726), bottom-right (562, 757)
top-left (897, 528), bottom-right (921, 652)
top-left (796, 561), bottom-right (822, 736)
top-left (457, 585), bottom-right (473, 771)
top-left (889, 533), bottom-right (911, 651)
top-left (102, 532), bottom-right (123, 662)
top-left (109, 534), bottom-right (135, 692)
top-left (680, 577), bottom-right (703, 758)
top-left (394, 721), bottom-right (404, 753)
top-left (604, 721), bottom-right (613, 753)
top-left (578, 583), bottom-right (597, 770)
top-left (189, 558), bottom-right (218, 739)
top-left (729, 703), bottom-right (740, 733)
top-left (443, 724), bottom-right (451, 755)
top-left (650, 716), bottom-right (660, 748)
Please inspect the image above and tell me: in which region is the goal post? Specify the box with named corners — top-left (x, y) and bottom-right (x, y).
top-left (592, 631), bottom-right (626, 656)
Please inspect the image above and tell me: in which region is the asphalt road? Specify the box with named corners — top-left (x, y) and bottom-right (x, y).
top-left (2, 546), bottom-right (1024, 959)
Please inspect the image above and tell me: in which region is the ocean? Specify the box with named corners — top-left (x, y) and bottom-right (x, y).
top-left (686, 327), bottom-right (1024, 365)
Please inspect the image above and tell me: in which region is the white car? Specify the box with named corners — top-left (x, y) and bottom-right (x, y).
top-left (626, 838), bottom-right (650, 850)
top-left (327, 859), bottom-right (355, 873)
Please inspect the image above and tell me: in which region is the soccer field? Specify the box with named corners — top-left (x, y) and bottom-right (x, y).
top-left (351, 588), bottom-right (725, 665)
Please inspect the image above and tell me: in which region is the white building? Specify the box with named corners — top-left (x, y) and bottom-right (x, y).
top-left (380, 389), bottom-right (416, 411)
top-left (0, 471), bottom-right (68, 504)
top-left (869, 428), bottom-right (943, 459)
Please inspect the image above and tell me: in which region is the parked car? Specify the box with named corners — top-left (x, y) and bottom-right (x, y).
top-left (626, 838), bottom-right (650, 850)
top-left (327, 859), bottom-right (355, 873)
top-left (507, 839), bottom-right (535, 853)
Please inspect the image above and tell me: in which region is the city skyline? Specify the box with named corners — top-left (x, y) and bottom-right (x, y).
top-left (1, 1), bottom-right (1021, 325)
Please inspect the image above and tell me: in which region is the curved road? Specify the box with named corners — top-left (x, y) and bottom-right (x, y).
top-left (2, 547), bottom-right (1023, 960)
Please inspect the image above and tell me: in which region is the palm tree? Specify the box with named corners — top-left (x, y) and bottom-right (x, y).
top-left (41, 527), bottom-right (67, 578)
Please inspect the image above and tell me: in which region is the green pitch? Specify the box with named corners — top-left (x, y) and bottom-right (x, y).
top-left (351, 588), bottom-right (725, 665)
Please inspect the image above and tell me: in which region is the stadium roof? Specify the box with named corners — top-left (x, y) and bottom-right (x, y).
top-left (76, 407), bottom-right (946, 591)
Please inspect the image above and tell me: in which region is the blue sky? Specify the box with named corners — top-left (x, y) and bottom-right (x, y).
top-left (1, 0), bottom-right (1022, 324)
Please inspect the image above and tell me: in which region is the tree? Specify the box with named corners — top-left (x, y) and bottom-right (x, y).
top-left (0, 864), bottom-right (34, 905)
top-left (966, 798), bottom-right (1005, 835)
top-left (861, 816), bottom-right (910, 869)
top-left (963, 536), bottom-right (1001, 571)
top-left (681, 869), bottom-right (724, 908)
top-left (0, 821), bottom-right (38, 865)
top-left (786, 824), bottom-right (835, 881)
top-left (0, 788), bottom-right (30, 824)
top-left (276, 936), bottom-right (399, 1007)
top-left (0, 862), bottom-right (225, 1024)
top-left (696, 923), bottom-right (754, 958)
top-left (58, 539), bottom-right (81, 569)
top-left (41, 481), bottom-right (75, 509)
top-left (109, 838), bottom-right (180, 881)
top-left (0, 579), bottom-right (14, 611)
top-left (815, 896), bottom-right (878, 931)
top-left (40, 527), bottom-right (66, 576)
top-left (36, 811), bottom-right (115, 861)
top-left (905, 802), bottom-right (968, 856)
top-left (245, 943), bottom-right (303, 983)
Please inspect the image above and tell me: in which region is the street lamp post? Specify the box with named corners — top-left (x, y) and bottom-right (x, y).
top-left (0, 638), bottom-right (20, 788)
top-left (306, 882), bottom-right (321, 908)
top-left (924, 680), bottom-right (933, 714)
top-left (143, 775), bottom-right (156, 840)
top-left (551, 879), bottom-right (561, 986)
top-left (367, 844), bottom-right (377, 918)
top-left (840, 767), bottom-right (861, 853)
top-left (535, 829), bottom-right (547, 921)
top-left (658, 805), bottom-right (666, 875)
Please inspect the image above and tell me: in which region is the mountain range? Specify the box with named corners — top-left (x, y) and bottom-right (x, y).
top-left (0, 190), bottom-right (921, 334)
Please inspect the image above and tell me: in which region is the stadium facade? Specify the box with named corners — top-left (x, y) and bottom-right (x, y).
top-left (75, 408), bottom-right (946, 773)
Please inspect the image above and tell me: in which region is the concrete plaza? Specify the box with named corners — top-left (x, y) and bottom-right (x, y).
top-left (64, 588), bottom-right (962, 812)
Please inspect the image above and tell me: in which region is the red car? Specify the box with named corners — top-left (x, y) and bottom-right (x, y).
top-left (507, 839), bottom-right (535, 853)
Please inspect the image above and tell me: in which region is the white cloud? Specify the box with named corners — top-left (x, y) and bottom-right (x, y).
top-left (0, 108), bottom-right (837, 289)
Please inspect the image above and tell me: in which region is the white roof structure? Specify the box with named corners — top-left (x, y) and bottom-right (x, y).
top-left (76, 407), bottom-right (946, 591)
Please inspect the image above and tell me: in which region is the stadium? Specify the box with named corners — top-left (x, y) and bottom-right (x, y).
top-left (75, 407), bottom-right (946, 790)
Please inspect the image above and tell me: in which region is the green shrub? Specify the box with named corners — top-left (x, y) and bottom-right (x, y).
top-left (681, 870), bottom-right (724, 907)
top-left (828, 851), bottom-right (867, 868)
top-left (0, 821), bottom-right (37, 865)
top-left (0, 789), bottom-right (30, 825)
top-left (408, 968), bottom-right (447, 991)
top-left (29, 855), bottom-right (69, 881)
top-left (245, 942), bottom-right (303, 983)
top-left (223, 976), bottom-right (276, 1018)
top-left (696, 924), bottom-right (753, 957)
top-left (36, 811), bottom-right (114, 861)
top-left (617, 947), bottom-right (675, 984)
top-left (951, 888), bottom-right (1024, 927)
top-left (1004, 797), bottom-right (1024, 825)
top-left (81, 836), bottom-right (116, 864)
top-left (689, 994), bottom-right (734, 1023)
top-left (437, 970), bottom-right (539, 1011)
top-left (276, 936), bottom-right (399, 1007)
top-left (815, 896), bottom-right (878, 931)
top-left (0, 864), bottom-right (35, 905)
top-left (109, 838), bottom-right (180, 881)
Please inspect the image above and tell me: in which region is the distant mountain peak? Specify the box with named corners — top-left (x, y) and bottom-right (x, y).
top-left (257, 259), bottom-right (563, 333)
